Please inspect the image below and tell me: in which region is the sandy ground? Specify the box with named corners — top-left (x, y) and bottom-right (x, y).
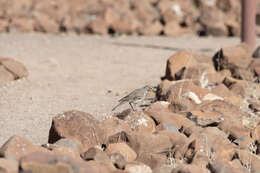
top-left (0, 33), bottom-right (259, 146)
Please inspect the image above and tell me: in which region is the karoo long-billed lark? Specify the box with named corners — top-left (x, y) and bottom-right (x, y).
top-left (112, 85), bottom-right (156, 111)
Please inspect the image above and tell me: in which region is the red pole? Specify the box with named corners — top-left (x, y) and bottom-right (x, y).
top-left (241, 0), bottom-right (257, 49)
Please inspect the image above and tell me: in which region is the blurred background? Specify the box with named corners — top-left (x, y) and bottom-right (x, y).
top-left (0, 0), bottom-right (258, 37)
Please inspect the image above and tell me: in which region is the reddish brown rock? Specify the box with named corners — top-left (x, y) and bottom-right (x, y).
top-left (109, 152), bottom-right (127, 170)
top-left (237, 149), bottom-right (260, 173)
top-left (0, 19), bottom-right (9, 32)
top-left (0, 65), bottom-right (15, 85)
top-left (20, 151), bottom-right (98, 173)
top-left (210, 158), bottom-right (249, 173)
top-left (48, 110), bottom-right (106, 153)
top-left (164, 80), bottom-right (210, 104)
top-left (145, 101), bottom-right (195, 132)
top-left (0, 158), bottom-right (18, 173)
top-left (0, 135), bottom-right (48, 162)
top-left (42, 138), bottom-right (82, 159)
top-left (136, 152), bottom-right (167, 170)
top-left (152, 166), bottom-right (173, 173)
top-left (249, 59), bottom-right (260, 82)
top-left (132, 0), bottom-right (159, 24)
top-left (181, 63), bottom-right (216, 88)
top-left (199, 7), bottom-right (228, 36)
top-left (125, 162), bottom-right (152, 173)
top-left (119, 111), bottom-right (156, 133)
top-left (188, 110), bottom-right (224, 127)
top-left (213, 44), bottom-right (254, 80)
top-left (87, 159), bottom-right (116, 173)
top-left (81, 146), bottom-right (105, 161)
top-left (138, 21), bottom-right (163, 36)
top-left (223, 77), bottom-right (248, 96)
top-left (158, 130), bottom-right (188, 160)
top-left (100, 117), bottom-right (132, 144)
top-left (10, 17), bottom-right (34, 32)
top-left (185, 127), bottom-right (235, 163)
top-left (249, 102), bottom-right (260, 113)
top-left (89, 17), bottom-right (108, 35)
top-left (164, 21), bottom-right (191, 37)
top-left (171, 164), bottom-right (209, 173)
top-left (33, 12), bottom-right (59, 33)
top-left (0, 57), bottom-right (28, 79)
top-left (162, 51), bottom-right (198, 81)
top-left (127, 131), bottom-right (172, 155)
top-left (106, 142), bottom-right (137, 162)
top-left (210, 82), bottom-right (244, 107)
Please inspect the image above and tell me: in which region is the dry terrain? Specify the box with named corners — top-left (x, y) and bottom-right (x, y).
top-left (0, 33), bottom-right (258, 147)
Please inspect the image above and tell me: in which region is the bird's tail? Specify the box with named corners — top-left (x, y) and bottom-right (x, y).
top-left (112, 102), bottom-right (124, 111)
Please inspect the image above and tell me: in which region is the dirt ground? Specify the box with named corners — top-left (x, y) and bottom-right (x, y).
top-left (0, 33), bottom-right (259, 146)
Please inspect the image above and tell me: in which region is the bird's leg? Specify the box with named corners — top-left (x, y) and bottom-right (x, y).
top-left (129, 102), bottom-right (135, 111)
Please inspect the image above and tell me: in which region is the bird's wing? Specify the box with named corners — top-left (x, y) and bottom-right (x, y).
top-left (118, 89), bottom-right (139, 102)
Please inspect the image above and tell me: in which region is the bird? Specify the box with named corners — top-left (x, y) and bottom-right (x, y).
top-left (112, 85), bottom-right (156, 111)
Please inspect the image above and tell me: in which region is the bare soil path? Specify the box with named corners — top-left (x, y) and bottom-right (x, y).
top-left (0, 33), bottom-right (258, 146)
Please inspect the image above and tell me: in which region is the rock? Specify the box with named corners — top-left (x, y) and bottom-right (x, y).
top-left (210, 158), bottom-right (249, 173)
top-left (188, 110), bottom-right (224, 127)
top-left (185, 127), bottom-right (235, 163)
top-left (0, 65), bottom-right (15, 85)
top-left (87, 160), bottom-right (116, 173)
top-left (136, 152), bottom-right (167, 169)
top-left (213, 44), bottom-right (254, 80)
top-left (119, 111), bottom-right (156, 133)
top-left (109, 153), bottom-right (127, 170)
top-left (196, 100), bottom-right (253, 135)
top-left (152, 165), bottom-right (173, 173)
top-left (10, 17), bottom-right (34, 32)
top-left (81, 146), bottom-right (105, 161)
top-left (163, 21), bottom-right (191, 37)
top-left (42, 138), bottom-right (82, 159)
top-left (0, 135), bottom-right (48, 162)
top-left (0, 19), bottom-right (8, 32)
top-left (163, 80), bottom-right (210, 104)
top-left (199, 7), bottom-right (228, 36)
top-left (237, 149), bottom-right (260, 173)
top-left (249, 59), bottom-right (260, 82)
top-left (158, 130), bottom-right (188, 160)
top-left (33, 12), bottom-right (59, 33)
top-left (48, 110), bottom-right (106, 153)
top-left (105, 142), bottom-right (137, 162)
top-left (89, 17), bottom-right (108, 35)
top-left (138, 21), bottom-right (163, 35)
top-left (145, 101), bottom-right (195, 132)
top-left (20, 151), bottom-right (98, 173)
top-left (125, 162), bottom-right (152, 173)
top-left (99, 117), bottom-right (132, 144)
top-left (132, 0), bottom-right (159, 24)
top-left (0, 57), bottom-right (29, 79)
top-left (106, 131), bottom-right (133, 145)
top-left (211, 82), bottom-right (244, 107)
top-left (110, 9), bottom-right (140, 35)
top-left (249, 101), bottom-right (260, 113)
top-left (53, 138), bottom-right (81, 154)
top-left (0, 158), bottom-right (18, 173)
top-left (181, 63), bottom-right (216, 88)
top-left (223, 77), bottom-right (247, 97)
top-left (171, 164), bottom-right (209, 173)
top-left (253, 46), bottom-right (260, 58)
top-left (127, 131), bottom-right (172, 155)
top-left (162, 51), bottom-right (198, 81)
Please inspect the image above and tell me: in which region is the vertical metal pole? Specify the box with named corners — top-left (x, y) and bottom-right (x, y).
top-left (241, 0), bottom-right (257, 49)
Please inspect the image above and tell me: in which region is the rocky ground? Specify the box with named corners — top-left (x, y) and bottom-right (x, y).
top-left (1, 0), bottom-right (260, 37)
top-left (0, 33), bottom-right (259, 172)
